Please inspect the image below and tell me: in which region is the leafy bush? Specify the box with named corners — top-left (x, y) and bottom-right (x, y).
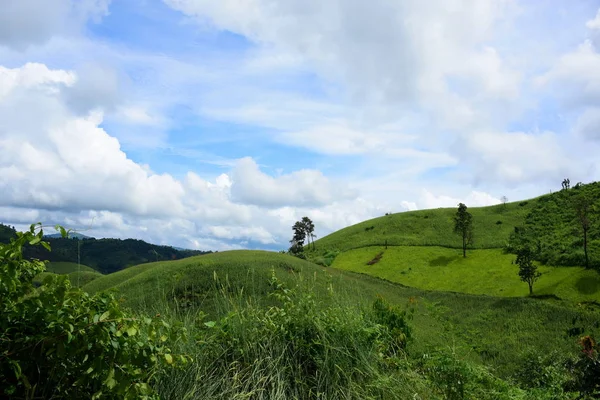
top-left (0, 224), bottom-right (189, 399)
top-left (565, 335), bottom-right (600, 398)
top-left (513, 350), bottom-right (568, 396)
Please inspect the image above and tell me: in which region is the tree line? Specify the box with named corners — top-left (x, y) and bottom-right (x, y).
top-left (0, 224), bottom-right (211, 274)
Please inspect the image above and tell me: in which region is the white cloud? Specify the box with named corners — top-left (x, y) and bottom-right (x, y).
top-left (573, 107), bottom-right (600, 140)
top-left (459, 131), bottom-right (574, 185)
top-left (230, 157), bottom-right (357, 208)
top-left (587, 9), bottom-right (600, 30)
top-left (0, 0), bottom-right (110, 50)
top-left (165, 0), bottom-right (520, 127)
top-left (536, 40), bottom-right (600, 107)
top-left (421, 190), bottom-right (500, 209)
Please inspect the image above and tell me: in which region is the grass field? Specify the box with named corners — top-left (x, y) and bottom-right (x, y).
top-left (310, 200), bottom-right (534, 253)
top-left (331, 246), bottom-right (600, 302)
top-left (46, 261), bottom-right (97, 274)
top-left (83, 249), bottom-right (600, 382)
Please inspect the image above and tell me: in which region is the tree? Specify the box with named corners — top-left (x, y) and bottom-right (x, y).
top-left (501, 196), bottom-right (508, 207)
top-left (573, 193), bottom-right (593, 269)
top-left (301, 216), bottom-right (316, 250)
top-left (516, 247), bottom-right (541, 295)
top-left (454, 203), bottom-right (473, 258)
top-left (289, 221), bottom-right (306, 258)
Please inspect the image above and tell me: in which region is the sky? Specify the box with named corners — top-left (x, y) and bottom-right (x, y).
top-left (1, 0), bottom-right (600, 251)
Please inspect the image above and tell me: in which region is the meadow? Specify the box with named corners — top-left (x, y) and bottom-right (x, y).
top-left (332, 246), bottom-right (600, 302)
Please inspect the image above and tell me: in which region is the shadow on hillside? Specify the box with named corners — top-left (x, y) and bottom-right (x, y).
top-left (429, 256), bottom-right (458, 267)
top-left (575, 275), bottom-right (600, 295)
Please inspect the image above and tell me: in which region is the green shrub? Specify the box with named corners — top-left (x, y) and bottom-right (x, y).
top-left (158, 271), bottom-right (421, 399)
top-left (0, 224), bottom-right (189, 399)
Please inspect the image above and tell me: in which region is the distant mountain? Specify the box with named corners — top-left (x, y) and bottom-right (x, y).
top-left (0, 223), bottom-right (212, 274)
top-left (44, 232), bottom-right (95, 240)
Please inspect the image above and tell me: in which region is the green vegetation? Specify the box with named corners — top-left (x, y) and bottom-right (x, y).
top-left (0, 223), bottom-right (210, 274)
top-left (310, 200), bottom-right (534, 253)
top-left (454, 203), bottom-right (474, 257)
top-left (1, 224), bottom-right (188, 399)
top-left (5, 182), bottom-right (600, 398)
top-left (507, 182), bottom-right (600, 269)
top-left (331, 246), bottom-right (600, 302)
top-left (46, 261), bottom-right (97, 274)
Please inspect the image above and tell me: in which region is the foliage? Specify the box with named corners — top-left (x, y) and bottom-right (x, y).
top-left (507, 181), bottom-right (600, 269)
top-left (0, 226), bottom-right (211, 274)
top-left (454, 203), bottom-right (474, 258)
top-left (566, 335), bottom-right (600, 398)
top-left (513, 350), bottom-right (569, 397)
top-left (0, 224), bottom-right (189, 399)
top-left (301, 216), bottom-right (316, 250)
top-left (516, 248), bottom-right (542, 295)
top-left (309, 199), bottom-right (533, 256)
top-left (331, 245), bottom-right (600, 301)
top-left (289, 220), bottom-right (307, 258)
top-left (154, 271), bottom-right (429, 399)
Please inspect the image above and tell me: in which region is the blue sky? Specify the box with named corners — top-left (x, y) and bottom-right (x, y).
top-left (1, 0), bottom-right (600, 250)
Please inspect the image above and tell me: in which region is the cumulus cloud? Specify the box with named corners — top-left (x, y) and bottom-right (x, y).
top-left (536, 40), bottom-right (600, 107)
top-left (62, 63), bottom-right (123, 115)
top-left (573, 107), bottom-right (600, 141)
top-left (0, 0), bottom-right (110, 50)
top-left (165, 0), bottom-right (520, 130)
top-left (0, 63), bottom-right (375, 250)
top-left (458, 131), bottom-right (575, 185)
top-left (587, 9), bottom-right (600, 30)
top-left (421, 190), bottom-right (500, 209)
top-left (230, 157), bottom-right (357, 208)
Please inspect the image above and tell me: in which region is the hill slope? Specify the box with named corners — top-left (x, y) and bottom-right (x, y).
top-left (83, 250), bottom-right (600, 380)
top-left (311, 200), bottom-right (534, 252)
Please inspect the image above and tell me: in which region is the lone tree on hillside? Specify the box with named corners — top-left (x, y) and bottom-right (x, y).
top-left (573, 192), bottom-right (593, 269)
top-left (289, 221), bottom-right (307, 258)
top-left (454, 203), bottom-right (473, 258)
top-left (301, 216), bottom-right (316, 250)
top-left (516, 247), bottom-right (541, 295)
top-left (501, 196), bottom-right (508, 207)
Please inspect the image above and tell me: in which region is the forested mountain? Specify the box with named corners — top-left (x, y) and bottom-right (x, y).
top-left (0, 223), bottom-right (211, 274)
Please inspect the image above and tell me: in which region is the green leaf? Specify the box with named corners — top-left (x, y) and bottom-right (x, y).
top-left (164, 354), bottom-right (173, 364)
top-left (127, 326), bottom-right (137, 336)
top-left (99, 311), bottom-right (110, 322)
top-left (204, 321), bottom-right (216, 328)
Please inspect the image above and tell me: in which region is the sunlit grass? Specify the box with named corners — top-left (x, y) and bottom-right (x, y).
top-left (332, 246), bottom-right (600, 302)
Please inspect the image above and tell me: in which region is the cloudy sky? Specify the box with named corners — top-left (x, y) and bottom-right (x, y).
top-left (1, 0), bottom-right (600, 251)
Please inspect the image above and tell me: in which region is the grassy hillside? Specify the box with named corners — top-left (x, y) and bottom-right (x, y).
top-left (83, 250), bottom-right (600, 381)
top-left (84, 250), bottom-right (332, 311)
top-left (508, 181), bottom-right (600, 268)
top-left (332, 246), bottom-right (600, 302)
top-left (46, 261), bottom-right (97, 274)
top-left (311, 200), bottom-right (534, 253)
top-left (67, 270), bottom-right (103, 287)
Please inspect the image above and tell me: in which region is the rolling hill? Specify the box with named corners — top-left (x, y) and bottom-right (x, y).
top-left (307, 182), bottom-right (600, 303)
top-left (82, 249), bottom-right (600, 381)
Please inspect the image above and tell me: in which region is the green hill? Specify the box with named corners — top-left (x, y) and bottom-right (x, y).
top-left (306, 182), bottom-right (600, 303)
top-left (332, 246), bottom-right (600, 302)
top-left (46, 261), bottom-right (97, 274)
top-left (310, 200), bottom-right (534, 252)
top-left (83, 250), bottom-right (600, 381)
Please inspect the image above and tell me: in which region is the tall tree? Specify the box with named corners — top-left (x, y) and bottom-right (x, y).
top-left (289, 221), bottom-right (306, 257)
top-left (454, 203), bottom-right (473, 258)
top-left (573, 192), bottom-right (593, 269)
top-left (516, 247), bottom-right (541, 295)
top-left (501, 196), bottom-right (508, 207)
top-left (301, 216), bottom-right (316, 250)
